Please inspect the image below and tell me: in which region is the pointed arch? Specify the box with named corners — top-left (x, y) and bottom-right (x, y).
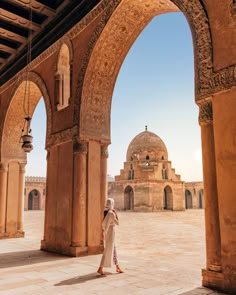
top-left (1, 71), bottom-right (52, 161)
top-left (78, 0), bottom-right (213, 142)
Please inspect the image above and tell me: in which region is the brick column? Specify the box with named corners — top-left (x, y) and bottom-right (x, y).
top-left (70, 139), bottom-right (88, 255)
top-left (17, 163), bottom-right (26, 234)
top-left (199, 100), bottom-right (223, 288)
top-left (0, 162), bottom-right (8, 236)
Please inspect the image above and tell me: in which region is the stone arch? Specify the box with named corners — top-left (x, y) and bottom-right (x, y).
top-left (28, 189), bottom-right (41, 210)
top-left (79, 0), bottom-right (213, 142)
top-left (124, 185), bottom-right (134, 210)
top-left (55, 40), bottom-right (73, 110)
top-left (0, 71), bottom-right (51, 238)
top-left (185, 189), bottom-right (193, 209)
top-left (1, 71), bottom-right (51, 161)
top-left (163, 185), bottom-right (173, 210)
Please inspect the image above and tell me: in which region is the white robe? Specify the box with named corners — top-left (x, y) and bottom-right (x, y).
top-left (100, 210), bottom-right (119, 267)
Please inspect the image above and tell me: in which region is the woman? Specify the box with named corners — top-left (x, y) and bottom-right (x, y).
top-left (97, 198), bottom-right (123, 275)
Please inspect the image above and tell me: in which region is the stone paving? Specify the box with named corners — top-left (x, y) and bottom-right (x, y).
top-left (0, 210), bottom-right (227, 295)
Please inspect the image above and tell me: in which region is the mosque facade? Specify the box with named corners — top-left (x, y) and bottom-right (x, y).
top-left (108, 128), bottom-right (204, 211)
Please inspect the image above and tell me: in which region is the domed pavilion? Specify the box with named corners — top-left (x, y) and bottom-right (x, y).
top-left (108, 127), bottom-right (204, 211)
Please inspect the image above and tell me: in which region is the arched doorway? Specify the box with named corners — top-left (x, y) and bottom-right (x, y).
top-left (28, 189), bottom-right (40, 210)
top-left (163, 186), bottom-right (173, 210)
top-left (185, 190), bottom-right (193, 209)
top-left (199, 189), bottom-right (204, 209)
top-left (124, 186), bottom-right (134, 210)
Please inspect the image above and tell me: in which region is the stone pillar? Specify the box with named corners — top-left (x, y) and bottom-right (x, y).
top-left (17, 163), bottom-right (26, 234)
top-left (87, 140), bottom-right (102, 254)
top-left (70, 139), bottom-right (88, 256)
top-left (199, 100), bottom-right (223, 288)
top-left (100, 144), bottom-right (108, 247)
top-left (101, 144), bottom-right (108, 216)
top-left (0, 162), bottom-right (8, 237)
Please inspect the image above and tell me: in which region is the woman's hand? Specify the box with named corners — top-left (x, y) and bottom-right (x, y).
top-left (113, 209), bottom-right (118, 220)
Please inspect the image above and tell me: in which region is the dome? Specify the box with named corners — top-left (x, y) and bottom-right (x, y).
top-left (126, 128), bottom-right (168, 162)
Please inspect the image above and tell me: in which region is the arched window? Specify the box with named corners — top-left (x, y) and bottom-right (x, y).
top-left (56, 43), bottom-right (71, 110)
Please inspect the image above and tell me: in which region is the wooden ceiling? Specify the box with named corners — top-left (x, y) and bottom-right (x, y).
top-left (0, 0), bottom-right (100, 86)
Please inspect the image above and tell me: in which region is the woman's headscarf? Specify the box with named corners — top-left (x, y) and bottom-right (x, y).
top-left (105, 198), bottom-right (114, 210)
top-left (103, 198), bottom-right (114, 219)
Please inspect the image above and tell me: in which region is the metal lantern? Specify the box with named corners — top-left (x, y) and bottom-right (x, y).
top-left (20, 116), bottom-right (33, 153)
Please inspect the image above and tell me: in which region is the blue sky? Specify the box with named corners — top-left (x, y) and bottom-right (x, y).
top-left (27, 12), bottom-right (203, 182)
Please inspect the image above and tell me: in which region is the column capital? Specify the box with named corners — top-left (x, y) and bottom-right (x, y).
top-left (73, 139), bottom-right (88, 154)
top-left (198, 100), bottom-right (213, 126)
top-left (0, 162), bottom-right (8, 172)
top-left (19, 162), bottom-right (26, 173)
top-left (101, 144), bottom-right (109, 158)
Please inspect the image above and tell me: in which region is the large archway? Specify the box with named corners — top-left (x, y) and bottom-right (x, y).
top-left (79, 0), bottom-right (212, 142)
top-left (0, 72), bottom-right (50, 238)
top-left (78, 0), bottom-right (217, 289)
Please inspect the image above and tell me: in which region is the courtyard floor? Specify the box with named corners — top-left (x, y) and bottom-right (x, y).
top-left (0, 210), bottom-right (227, 295)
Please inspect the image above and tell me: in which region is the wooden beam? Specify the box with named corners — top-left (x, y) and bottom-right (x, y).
top-left (0, 44), bottom-right (16, 54)
top-left (0, 28), bottom-right (26, 43)
top-left (10, 0), bottom-right (56, 17)
top-left (0, 8), bottom-right (41, 31)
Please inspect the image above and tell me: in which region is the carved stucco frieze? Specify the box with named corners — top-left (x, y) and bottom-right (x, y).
top-left (198, 100), bottom-right (213, 125)
top-left (46, 126), bottom-right (78, 148)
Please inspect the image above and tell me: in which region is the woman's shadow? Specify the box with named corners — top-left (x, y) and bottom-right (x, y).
top-left (54, 272), bottom-right (113, 286)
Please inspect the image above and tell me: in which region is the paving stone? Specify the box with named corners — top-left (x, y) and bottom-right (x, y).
top-left (0, 210), bottom-right (228, 295)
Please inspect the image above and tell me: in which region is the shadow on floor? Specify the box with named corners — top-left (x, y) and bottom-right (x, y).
top-left (179, 286), bottom-right (223, 294)
top-left (55, 272), bottom-right (113, 286)
top-left (0, 249), bottom-right (70, 268)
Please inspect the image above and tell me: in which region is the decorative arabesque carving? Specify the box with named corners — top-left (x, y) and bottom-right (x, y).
top-left (73, 139), bottom-right (88, 154)
top-left (101, 145), bottom-right (109, 158)
top-left (198, 100), bottom-right (213, 125)
top-left (46, 126), bottom-right (78, 148)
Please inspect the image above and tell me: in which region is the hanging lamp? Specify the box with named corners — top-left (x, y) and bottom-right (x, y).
top-left (20, 1), bottom-right (33, 153)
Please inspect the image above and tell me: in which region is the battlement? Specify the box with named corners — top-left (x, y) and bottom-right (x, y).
top-left (25, 176), bottom-right (46, 183)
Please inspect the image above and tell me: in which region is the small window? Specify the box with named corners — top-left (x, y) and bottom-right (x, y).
top-left (146, 155), bottom-right (149, 160)
top-left (56, 43), bottom-right (71, 110)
